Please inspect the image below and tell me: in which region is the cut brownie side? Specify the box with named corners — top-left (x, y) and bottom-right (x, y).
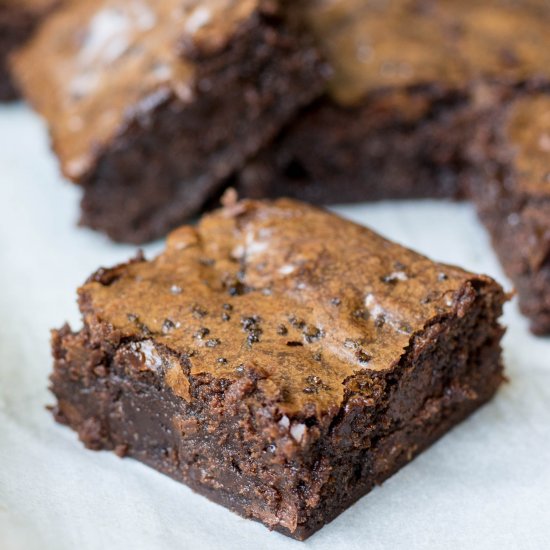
top-left (236, 90), bottom-right (473, 204)
top-left (12, 0), bottom-right (326, 243)
top-left (51, 199), bottom-right (506, 539)
top-left (470, 92), bottom-right (550, 335)
top-left (236, 0), bottom-right (550, 204)
top-left (0, 0), bottom-right (59, 101)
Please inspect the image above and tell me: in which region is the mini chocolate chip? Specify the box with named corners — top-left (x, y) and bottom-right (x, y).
top-left (330, 298), bottom-right (342, 306)
top-left (286, 341), bottom-right (303, 347)
top-left (127, 313), bottom-right (138, 322)
top-left (374, 315), bottom-right (385, 328)
top-left (438, 272), bottom-right (448, 281)
top-left (289, 315), bottom-right (306, 329)
top-left (353, 309), bottom-right (370, 321)
top-left (162, 318), bottom-right (176, 334)
top-left (303, 375), bottom-right (329, 393)
top-left (217, 357), bottom-right (227, 364)
top-left (194, 327), bottom-right (210, 339)
top-left (191, 304), bottom-right (207, 318)
top-left (221, 312), bottom-right (231, 322)
top-left (356, 350), bottom-right (372, 364)
top-left (277, 324), bottom-right (288, 336)
top-left (241, 316), bottom-right (261, 330)
top-left (236, 364), bottom-right (245, 374)
top-left (222, 303), bottom-right (233, 311)
top-left (381, 274), bottom-right (397, 284)
top-left (226, 279), bottom-right (247, 296)
top-left (205, 339), bottom-right (220, 348)
top-left (247, 329), bottom-right (262, 345)
top-left (303, 325), bottom-right (323, 343)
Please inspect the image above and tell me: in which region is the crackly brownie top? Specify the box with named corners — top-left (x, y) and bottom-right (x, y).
top-left (300, 0), bottom-right (550, 105)
top-left (503, 93), bottom-right (550, 198)
top-left (79, 198), bottom-right (498, 415)
top-left (13, 0), bottom-right (262, 180)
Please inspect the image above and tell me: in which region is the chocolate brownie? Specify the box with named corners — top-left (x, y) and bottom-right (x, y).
top-left (51, 197), bottom-right (506, 539)
top-left (236, 0), bottom-right (550, 203)
top-left (12, 0), bottom-right (326, 243)
top-left (0, 0), bottom-right (59, 101)
top-left (470, 92), bottom-right (550, 335)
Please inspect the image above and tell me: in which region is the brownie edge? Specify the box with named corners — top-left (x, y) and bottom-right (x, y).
top-left (50, 199), bottom-right (507, 539)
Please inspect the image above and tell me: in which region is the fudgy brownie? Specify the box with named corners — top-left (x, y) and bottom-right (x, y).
top-left (470, 92), bottom-right (550, 335)
top-left (0, 0), bottom-right (59, 101)
top-left (236, 0), bottom-right (550, 203)
top-left (12, 0), bottom-right (326, 243)
top-left (51, 198), bottom-right (506, 539)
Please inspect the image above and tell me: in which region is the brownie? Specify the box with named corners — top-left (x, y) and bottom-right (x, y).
top-left (12, 0), bottom-right (326, 243)
top-left (469, 92), bottom-right (550, 335)
top-left (51, 197), bottom-right (506, 539)
top-left (0, 0), bottom-right (59, 101)
top-left (235, 0), bottom-right (550, 203)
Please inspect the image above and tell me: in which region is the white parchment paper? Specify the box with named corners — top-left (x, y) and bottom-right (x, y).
top-left (0, 104), bottom-right (549, 550)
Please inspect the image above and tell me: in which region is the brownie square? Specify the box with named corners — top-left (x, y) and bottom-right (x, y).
top-left (470, 92), bottom-right (550, 335)
top-left (51, 197), bottom-right (506, 539)
top-left (236, 0), bottom-right (550, 204)
top-left (12, 0), bottom-right (326, 243)
top-left (0, 0), bottom-right (59, 101)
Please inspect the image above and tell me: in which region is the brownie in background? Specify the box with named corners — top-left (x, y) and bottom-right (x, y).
top-left (0, 0), bottom-right (59, 100)
top-left (470, 92), bottom-right (550, 335)
top-left (13, 0), bottom-right (326, 242)
top-left (236, 0), bottom-right (550, 204)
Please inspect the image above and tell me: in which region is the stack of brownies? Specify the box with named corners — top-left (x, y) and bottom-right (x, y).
top-left (2, 0), bottom-right (549, 539)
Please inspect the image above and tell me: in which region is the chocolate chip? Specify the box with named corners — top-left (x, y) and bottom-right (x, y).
top-left (374, 315), bottom-right (386, 328)
top-left (222, 303), bottom-right (233, 311)
top-left (277, 324), bottom-right (288, 336)
top-left (331, 297), bottom-right (341, 306)
top-left (221, 312), bottom-right (231, 322)
top-left (289, 315), bottom-right (305, 329)
top-left (205, 339), bottom-right (221, 348)
top-left (352, 309), bottom-right (370, 321)
top-left (286, 341), bottom-right (303, 347)
top-left (191, 304), bottom-right (207, 318)
top-left (303, 325), bottom-right (323, 343)
top-left (356, 350), bottom-right (372, 364)
top-left (217, 357), bottom-right (227, 364)
top-left (162, 318), bottom-right (176, 334)
top-left (194, 327), bottom-right (210, 339)
top-left (438, 272), bottom-right (448, 281)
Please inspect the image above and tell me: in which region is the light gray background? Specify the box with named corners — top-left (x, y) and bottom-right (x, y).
top-left (1, 104), bottom-right (549, 550)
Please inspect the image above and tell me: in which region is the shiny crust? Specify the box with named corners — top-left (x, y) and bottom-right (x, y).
top-left (51, 199), bottom-right (507, 538)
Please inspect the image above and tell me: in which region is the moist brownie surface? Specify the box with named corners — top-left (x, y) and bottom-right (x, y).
top-left (13, 0), bottom-right (325, 242)
top-left (51, 198), bottom-right (506, 539)
top-left (471, 93), bottom-right (550, 334)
